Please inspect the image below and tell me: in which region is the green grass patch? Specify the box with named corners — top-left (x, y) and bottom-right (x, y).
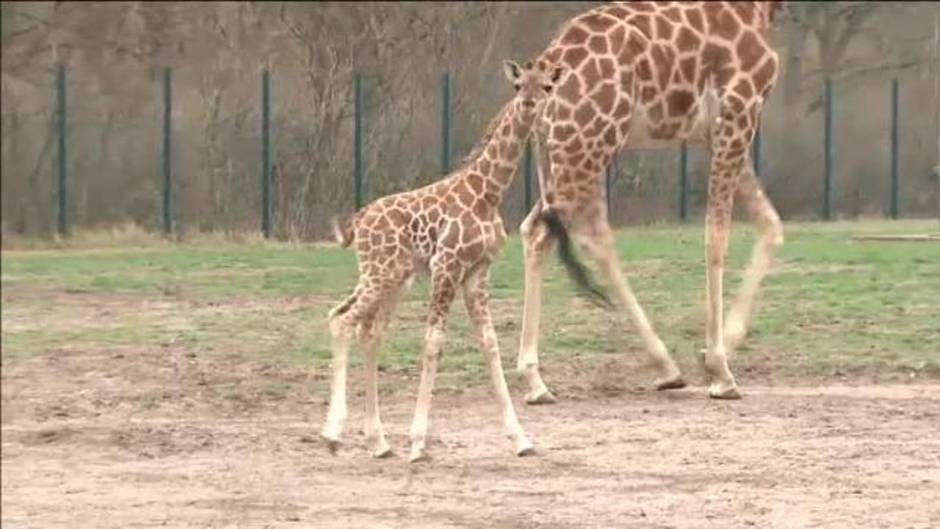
top-left (2, 220), bottom-right (938, 387)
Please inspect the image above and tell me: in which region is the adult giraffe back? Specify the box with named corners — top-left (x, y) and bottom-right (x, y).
top-left (516, 1), bottom-right (786, 402)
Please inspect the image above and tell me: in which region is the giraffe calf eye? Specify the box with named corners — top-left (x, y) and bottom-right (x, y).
top-left (543, 85), bottom-right (552, 93)
top-left (514, 84), bottom-right (521, 92)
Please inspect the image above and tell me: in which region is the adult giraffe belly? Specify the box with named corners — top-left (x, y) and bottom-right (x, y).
top-left (625, 85), bottom-right (720, 150)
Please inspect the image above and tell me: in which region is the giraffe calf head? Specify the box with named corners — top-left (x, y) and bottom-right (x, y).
top-left (503, 59), bottom-right (568, 116)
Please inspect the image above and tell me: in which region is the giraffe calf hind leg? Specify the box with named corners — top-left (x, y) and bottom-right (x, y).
top-left (321, 294), bottom-right (358, 451)
top-left (361, 288), bottom-right (403, 459)
top-left (322, 283), bottom-right (396, 453)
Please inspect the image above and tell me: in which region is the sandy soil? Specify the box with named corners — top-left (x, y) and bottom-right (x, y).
top-left (2, 342), bottom-right (939, 529)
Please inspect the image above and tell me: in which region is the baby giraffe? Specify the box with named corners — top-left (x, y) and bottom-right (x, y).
top-left (322, 60), bottom-right (566, 462)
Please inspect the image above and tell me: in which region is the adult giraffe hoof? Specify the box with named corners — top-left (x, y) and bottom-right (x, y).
top-left (723, 319), bottom-right (748, 350)
top-left (524, 388), bottom-right (557, 405)
top-left (655, 375), bottom-right (687, 391)
top-left (708, 383), bottom-right (742, 400)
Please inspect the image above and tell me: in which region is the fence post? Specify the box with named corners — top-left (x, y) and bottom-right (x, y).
top-left (752, 124), bottom-right (762, 176)
top-left (890, 77), bottom-right (899, 219)
top-left (523, 140), bottom-right (533, 213)
top-left (441, 72), bottom-right (452, 175)
top-left (678, 142), bottom-right (688, 222)
top-left (56, 63), bottom-right (68, 237)
top-left (162, 67), bottom-right (173, 235)
top-left (354, 72), bottom-right (364, 210)
top-left (261, 69), bottom-right (272, 238)
top-left (823, 77), bottom-right (834, 221)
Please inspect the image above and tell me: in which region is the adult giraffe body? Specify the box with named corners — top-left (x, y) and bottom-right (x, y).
top-left (517, 1), bottom-right (786, 401)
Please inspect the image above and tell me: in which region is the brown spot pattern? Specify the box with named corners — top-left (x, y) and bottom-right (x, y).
top-left (563, 47), bottom-right (589, 70)
top-left (588, 35), bottom-right (609, 54)
top-left (655, 16), bottom-right (674, 40)
top-left (562, 25), bottom-right (590, 46)
top-left (666, 90), bottom-right (695, 117)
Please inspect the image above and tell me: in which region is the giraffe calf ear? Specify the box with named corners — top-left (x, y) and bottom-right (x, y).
top-left (549, 64), bottom-right (567, 85)
top-left (503, 60), bottom-right (522, 82)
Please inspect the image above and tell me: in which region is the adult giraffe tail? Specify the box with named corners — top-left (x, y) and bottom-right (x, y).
top-left (536, 208), bottom-right (614, 311)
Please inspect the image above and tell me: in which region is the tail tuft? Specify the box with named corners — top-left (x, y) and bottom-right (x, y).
top-left (537, 208), bottom-right (614, 311)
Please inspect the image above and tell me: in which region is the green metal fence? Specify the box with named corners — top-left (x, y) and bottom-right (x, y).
top-left (261, 69), bottom-right (272, 239)
top-left (353, 73), bottom-right (364, 212)
top-left (56, 63), bottom-right (68, 238)
top-left (824, 77), bottom-right (834, 221)
top-left (441, 72), bottom-right (453, 176)
top-left (162, 67), bottom-right (173, 236)
top-left (41, 65), bottom-right (923, 238)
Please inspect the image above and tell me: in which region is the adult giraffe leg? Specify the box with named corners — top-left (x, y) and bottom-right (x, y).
top-left (408, 264), bottom-right (457, 463)
top-left (517, 200), bottom-right (557, 405)
top-left (702, 148), bottom-right (751, 399)
top-left (723, 166), bottom-right (784, 351)
top-left (702, 91), bottom-right (774, 399)
top-left (464, 264), bottom-right (536, 456)
top-left (577, 215), bottom-right (685, 390)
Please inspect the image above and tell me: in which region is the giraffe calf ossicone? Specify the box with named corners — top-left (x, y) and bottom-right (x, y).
top-left (322, 60), bottom-right (567, 462)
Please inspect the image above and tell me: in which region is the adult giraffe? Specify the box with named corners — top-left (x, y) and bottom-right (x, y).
top-left (517, 1), bottom-right (786, 402)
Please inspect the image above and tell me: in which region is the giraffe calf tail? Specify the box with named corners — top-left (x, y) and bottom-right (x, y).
top-left (331, 216), bottom-right (355, 248)
top-left (536, 208), bottom-right (614, 311)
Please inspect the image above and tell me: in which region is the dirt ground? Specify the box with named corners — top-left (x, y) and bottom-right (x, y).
top-left (2, 340), bottom-right (939, 529)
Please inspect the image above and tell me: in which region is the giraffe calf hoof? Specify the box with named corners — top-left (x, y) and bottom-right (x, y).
top-left (372, 445), bottom-right (394, 459)
top-left (516, 443), bottom-right (537, 457)
top-left (408, 447), bottom-right (431, 464)
top-left (321, 435), bottom-right (342, 455)
top-left (524, 388), bottom-right (557, 405)
top-left (655, 375), bottom-right (687, 391)
top-left (511, 434), bottom-right (537, 457)
top-left (708, 383), bottom-right (742, 400)
top-left (517, 446), bottom-right (537, 457)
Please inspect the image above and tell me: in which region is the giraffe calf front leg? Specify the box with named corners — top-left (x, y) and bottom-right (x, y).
top-left (486, 319), bottom-right (537, 456)
top-left (465, 270), bottom-right (536, 456)
top-left (408, 324), bottom-right (446, 463)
